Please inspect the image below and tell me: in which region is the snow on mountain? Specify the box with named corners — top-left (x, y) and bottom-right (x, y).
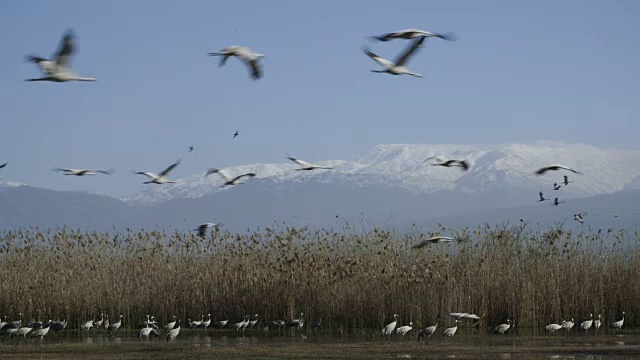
top-left (0, 180), bottom-right (26, 188)
top-left (121, 142), bottom-right (640, 205)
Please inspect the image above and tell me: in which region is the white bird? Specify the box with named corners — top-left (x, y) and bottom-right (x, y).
top-left (206, 168), bottom-right (256, 187)
top-left (30, 322), bottom-right (51, 339)
top-left (448, 312), bottom-right (481, 321)
top-left (417, 316), bottom-right (439, 343)
top-left (612, 312), bottom-right (625, 331)
top-left (93, 314), bottom-right (104, 329)
top-left (594, 314), bottom-right (602, 331)
top-left (561, 318), bottom-right (574, 332)
top-left (248, 314), bottom-right (259, 328)
top-left (81, 319), bottom-right (94, 330)
top-left (108, 315), bottom-right (123, 333)
top-left (535, 165), bottom-right (581, 175)
top-left (580, 314), bottom-right (593, 332)
top-left (574, 212), bottom-right (587, 223)
top-left (26, 29), bottom-right (96, 82)
top-left (432, 159), bottom-right (470, 171)
top-left (395, 322), bottom-right (413, 336)
top-left (54, 168), bottom-right (114, 176)
top-left (139, 326), bottom-right (159, 339)
top-left (208, 46), bottom-right (264, 80)
top-left (545, 322), bottom-right (563, 333)
top-left (494, 319), bottom-right (512, 334)
top-left (189, 315), bottom-right (203, 329)
top-left (231, 316), bottom-right (249, 331)
top-left (382, 314), bottom-right (399, 336)
top-left (363, 36), bottom-right (427, 77)
top-left (166, 320), bottom-right (181, 342)
top-left (103, 315), bottom-right (109, 331)
top-left (370, 29), bottom-right (459, 42)
top-left (200, 314), bottom-right (212, 329)
top-left (442, 319), bottom-right (459, 338)
top-left (240, 315), bottom-right (252, 331)
top-left (12, 326), bottom-right (33, 339)
top-left (413, 236), bottom-right (456, 248)
top-left (194, 223), bottom-right (221, 238)
top-left (287, 157), bottom-right (333, 171)
top-left (135, 159), bottom-right (181, 184)
top-left (164, 316), bottom-right (177, 331)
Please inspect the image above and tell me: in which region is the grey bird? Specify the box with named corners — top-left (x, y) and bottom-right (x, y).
top-left (206, 168), bottom-right (256, 187)
top-left (363, 36), bottom-right (427, 77)
top-left (432, 159), bottom-right (470, 171)
top-left (369, 29), bottom-right (458, 42)
top-left (535, 165), bottom-right (581, 175)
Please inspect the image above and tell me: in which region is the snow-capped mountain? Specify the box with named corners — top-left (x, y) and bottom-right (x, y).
top-left (122, 142), bottom-right (640, 205)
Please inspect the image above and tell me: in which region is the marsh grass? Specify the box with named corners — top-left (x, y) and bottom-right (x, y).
top-left (0, 222), bottom-right (636, 330)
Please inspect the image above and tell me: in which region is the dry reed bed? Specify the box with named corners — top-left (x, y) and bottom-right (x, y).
top-left (0, 223), bottom-right (637, 331)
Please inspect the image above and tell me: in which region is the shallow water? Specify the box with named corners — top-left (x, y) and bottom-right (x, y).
top-left (2, 327), bottom-right (639, 359)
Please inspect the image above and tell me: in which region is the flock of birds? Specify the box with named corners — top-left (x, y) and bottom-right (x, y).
top-left (0, 310), bottom-right (627, 344)
top-left (380, 311), bottom-right (626, 345)
top-left (535, 165), bottom-right (590, 224)
top-left (21, 28), bottom-right (460, 83)
top-left (0, 312), bottom-right (312, 343)
top-left (1, 28), bottom-right (595, 237)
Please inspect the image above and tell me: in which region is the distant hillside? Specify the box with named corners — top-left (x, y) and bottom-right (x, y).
top-left (0, 185), bottom-right (130, 231)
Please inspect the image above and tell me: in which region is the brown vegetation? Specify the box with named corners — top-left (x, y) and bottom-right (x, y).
top-left (0, 223), bottom-right (636, 330)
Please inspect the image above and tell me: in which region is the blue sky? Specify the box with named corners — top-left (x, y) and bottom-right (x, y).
top-left (0, 0), bottom-right (638, 197)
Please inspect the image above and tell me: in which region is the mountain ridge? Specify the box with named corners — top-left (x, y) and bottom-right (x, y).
top-left (121, 142), bottom-right (640, 205)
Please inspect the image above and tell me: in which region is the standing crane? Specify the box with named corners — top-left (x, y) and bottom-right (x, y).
top-left (417, 316), bottom-right (439, 344)
top-left (580, 314), bottom-right (594, 333)
top-left (382, 314), bottom-right (399, 337)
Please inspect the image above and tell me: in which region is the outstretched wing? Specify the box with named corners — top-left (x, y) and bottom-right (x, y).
top-left (206, 168), bottom-right (232, 182)
top-left (458, 160), bottom-right (470, 171)
top-left (362, 48), bottom-right (393, 68)
top-left (247, 59), bottom-right (262, 79)
top-left (394, 36), bottom-right (426, 66)
top-left (430, 236), bottom-right (455, 242)
top-left (0, 162), bottom-right (7, 169)
top-left (562, 166), bottom-right (580, 174)
top-left (159, 159), bottom-right (181, 177)
top-left (535, 167), bottom-right (550, 175)
top-left (287, 157), bottom-right (314, 168)
top-left (135, 172), bottom-right (156, 179)
top-left (232, 173), bottom-right (256, 183)
top-left (54, 29), bottom-right (75, 68)
top-left (97, 169), bottom-right (115, 175)
top-left (371, 32), bottom-right (398, 42)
